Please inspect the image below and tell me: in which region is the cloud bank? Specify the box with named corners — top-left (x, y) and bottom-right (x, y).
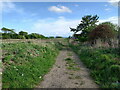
top-left (108, 0), bottom-right (120, 6)
top-left (32, 17), bottom-right (80, 36)
top-left (31, 16), bottom-right (118, 37)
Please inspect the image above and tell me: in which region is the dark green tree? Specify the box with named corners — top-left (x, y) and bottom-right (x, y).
top-left (70, 15), bottom-right (99, 42)
top-left (1, 27), bottom-right (15, 34)
top-left (19, 31), bottom-right (28, 36)
top-left (119, 26), bottom-right (120, 50)
top-left (29, 33), bottom-right (45, 39)
top-left (19, 31), bottom-right (28, 39)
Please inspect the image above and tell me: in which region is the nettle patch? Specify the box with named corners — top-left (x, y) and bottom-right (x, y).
top-left (2, 42), bottom-right (59, 88)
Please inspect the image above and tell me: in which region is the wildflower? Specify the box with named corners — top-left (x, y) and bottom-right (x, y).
top-left (0, 72), bottom-right (2, 74)
top-left (39, 76), bottom-right (42, 78)
top-left (14, 66), bottom-right (16, 68)
top-left (22, 74), bottom-right (24, 76)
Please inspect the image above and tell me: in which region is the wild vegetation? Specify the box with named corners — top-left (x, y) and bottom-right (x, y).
top-left (69, 15), bottom-right (120, 88)
top-left (70, 44), bottom-right (120, 88)
top-left (70, 15), bottom-right (119, 48)
top-left (1, 14), bottom-right (120, 88)
top-left (1, 41), bottom-right (61, 88)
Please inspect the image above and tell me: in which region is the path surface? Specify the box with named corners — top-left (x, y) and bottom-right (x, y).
top-left (37, 45), bottom-right (99, 88)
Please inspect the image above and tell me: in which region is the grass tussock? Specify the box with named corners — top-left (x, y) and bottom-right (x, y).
top-left (65, 58), bottom-right (80, 71)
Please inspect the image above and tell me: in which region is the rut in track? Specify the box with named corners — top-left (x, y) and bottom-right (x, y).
top-left (37, 45), bottom-right (99, 88)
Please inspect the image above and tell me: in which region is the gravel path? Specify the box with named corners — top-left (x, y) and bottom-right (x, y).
top-left (37, 46), bottom-right (99, 88)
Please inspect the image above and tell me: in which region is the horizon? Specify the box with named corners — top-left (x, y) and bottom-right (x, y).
top-left (1, 1), bottom-right (119, 37)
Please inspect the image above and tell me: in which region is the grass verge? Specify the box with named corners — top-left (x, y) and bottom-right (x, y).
top-left (2, 41), bottom-right (60, 88)
top-left (70, 43), bottom-right (120, 88)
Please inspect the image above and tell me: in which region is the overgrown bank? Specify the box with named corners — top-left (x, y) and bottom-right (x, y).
top-left (2, 41), bottom-right (60, 88)
top-left (70, 43), bottom-right (120, 88)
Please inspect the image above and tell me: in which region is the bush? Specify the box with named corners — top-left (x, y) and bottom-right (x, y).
top-left (89, 24), bottom-right (115, 41)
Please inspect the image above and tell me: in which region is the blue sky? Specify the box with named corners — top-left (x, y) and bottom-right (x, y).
top-left (1, 1), bottom-right (119, 37)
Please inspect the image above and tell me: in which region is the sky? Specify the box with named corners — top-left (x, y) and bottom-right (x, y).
top-left (0, 0), bottom-right (119, 37)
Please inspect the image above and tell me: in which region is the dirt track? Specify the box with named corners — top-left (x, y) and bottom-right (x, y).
top-left (37, 46), bottom-right (99, 88)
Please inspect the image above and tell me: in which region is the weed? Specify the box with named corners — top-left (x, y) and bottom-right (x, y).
top-left (74, 76), bottom-right (81, 79)
top-left (65, 58), bottom-right (80, 71)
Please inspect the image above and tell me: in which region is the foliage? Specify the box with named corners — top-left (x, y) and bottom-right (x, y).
top-left (19, 31), bottom-right (28, 36)
top-left (89, 24), bottom-right (115, 40)
top-left (1, 27), bottom-right (15, 34)
top-left (65, 58), bottom-right (80, 71)
top-left (2, 42), bottom-right (60, 88)
top-left (28, 33), bottom-right (46, 39)
top-left (70, 43), bottom-right (120, 88)
top-left (1, 27), bottom-right (47, 39)
top-left (49, 36), bottom-right (54, 38)
top-left (100, 22), bottom-right (118, 37)
top-left (70, 15), bottom-right (99, 42)
top-left (55, 36), bottom-right (63, 38)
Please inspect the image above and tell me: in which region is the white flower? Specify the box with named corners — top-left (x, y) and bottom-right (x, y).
top-left (22, 74), bottom-right (24, 76)
top-left (0, 72), bottom-right (2, 74)
top-left (39, 76), bottom-right (42, 78)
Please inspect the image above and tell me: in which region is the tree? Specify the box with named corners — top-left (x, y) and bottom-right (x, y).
top-left (1, 27), bottom-right (16, 39)
top-left (70, 15), bottom-right (99, 42)
top-left (119, 26), bottom-right (120, 50)
top-left (56, 36), bottom-right (63, 38)
top-left (28, 33), bottom-right (45, 39)
top-left (1, 27), bottom-right (9, 33)
top-left (1, 27), bottom-right (15, 34)
top-left (19, 31), bottom-right (28, 39)
top-left (19, 31), bottom-right (28, 36)
top-left (100, 22), bottom-right (118, 36)
top-left (89, 24), bottom-right (115, 42)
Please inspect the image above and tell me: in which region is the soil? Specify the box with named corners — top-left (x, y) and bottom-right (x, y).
top-left (37, 45), bottom-right (99, 88)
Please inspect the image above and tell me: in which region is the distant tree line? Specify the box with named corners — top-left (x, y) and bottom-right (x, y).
top-left (0, 27), bottom-right (63, 39)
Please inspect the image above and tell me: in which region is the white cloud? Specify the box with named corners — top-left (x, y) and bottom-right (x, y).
top-left (105, 8), bottom-right (112, 11)
top-left (48, 6), bottom-right (72, 13)
top-left (104, 4), bottom-right (108, 7)
top-left (108, 0), bottom-right (120, 6)
top-left (31, 17), bottom-right (80, 36)
top-left (31, 16), bottom-right (119, 37)
top-left (0, 1), bottom-right (24, 14)
top-left (75, 4), bottom-right (79, 7)
top-left (98, 16), bottom-right (118, 25)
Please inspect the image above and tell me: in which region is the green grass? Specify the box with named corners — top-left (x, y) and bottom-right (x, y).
top-left (65, 58), bottom-right (80, 71)
top-left (2, 41), bottom-right (60, 88)
top-left (70, 44), bottom-right (120, 88)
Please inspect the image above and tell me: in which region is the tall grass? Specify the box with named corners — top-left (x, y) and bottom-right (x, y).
top-left (70, 44), bottom-right (120, 88)
top-left (2, 42), bottom-right (60, 88)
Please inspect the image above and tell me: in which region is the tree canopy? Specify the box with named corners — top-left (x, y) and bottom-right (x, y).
top-left (0, 27), bottom-right (47, 39)
top-left (89, 24), bottom-right (115, 40)
top-left (70, 15), bottom-right (99, 42)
